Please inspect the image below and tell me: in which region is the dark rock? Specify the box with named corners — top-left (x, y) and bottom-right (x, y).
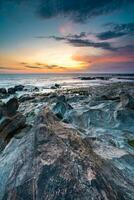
top-left (0, 88), bottom-right (7, 94)
top-left (55, 83), bottom-right (60, 88)
top-left (0, 113), bottom-right (26, 140)
top-left (51, 86), bottom-right (57, 89)
top-left (0, 101), bottom-right (5, 119)
top-left (0, 117), bottom-right (11, 132)
top-left (6, 97), bottom-right (19, 116)
top-left (128, 139), bottom-right (134, 148)
top-left (57, 95), bottom-right (66, 102)
top-left (14, 85), bottom-right (24, 91)
top-left (80, 76), bottom-right (109, 81)
top-left (19, 94), bottom-right (35, 102)
top-left (0, 108), bottom-right (133, 199)
top-left (51, 83), bottom-right (61, 89)
top-left (49, 93), bottom-right (58, 99)
top-left (80, 76), bottom-right (95, 80)
top-left (120, 93), bottom-right (134, 109)
top-left (53, 100), bottom-right (73, 119)
top-left (8, 87), bottom-right (16, 94)
top-left (33, 87), bottom-right (39, 91)
top-left (0, 98), bottom-right (19, 119)
top-left (100, 95), bottom-right (120, 101)
top-left (0, 97), bottom-right (26, 151)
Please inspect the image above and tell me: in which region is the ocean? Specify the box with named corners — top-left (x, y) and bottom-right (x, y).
top-left (0, 73), bottom-right (134, 92)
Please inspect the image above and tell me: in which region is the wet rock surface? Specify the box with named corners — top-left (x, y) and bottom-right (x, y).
top-left (51, 83), bottom-right (61, 89)
top-left (0, 82), bottom-right (134, 199)
top-left (0, 108), bottom-right (134, 200)
top-left (0, 97), bottom-right (26, 150)
top-left (0, 88), bottom-right (7, 95)
top-left (14, 85), bottom-right (24, 91)
top-left (19, 94), bottom-right (35, 102)
top-left (8, 87), bottom-right (16, 94)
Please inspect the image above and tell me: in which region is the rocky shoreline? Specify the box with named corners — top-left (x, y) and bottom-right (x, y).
top-left (0, 82), bottom-right (134, 199)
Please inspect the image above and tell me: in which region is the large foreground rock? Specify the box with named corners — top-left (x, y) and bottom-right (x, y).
top-left (0, 97), bottom-right (26, 149)
top-left (0, 108), bottom-right (134, 200)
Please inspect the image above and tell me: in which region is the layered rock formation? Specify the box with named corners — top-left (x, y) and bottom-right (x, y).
top-left (0, 108), bottom-right (134, 200)
top-left (0, 82), bottom-right (134, 200)
top-left (0, 97), bottom-right (26, 151)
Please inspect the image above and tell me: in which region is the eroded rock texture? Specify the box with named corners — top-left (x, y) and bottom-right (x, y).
top-left (0, 97), bottom-right (26, 151)
top-left (0, 108), bottom-right (134, 200)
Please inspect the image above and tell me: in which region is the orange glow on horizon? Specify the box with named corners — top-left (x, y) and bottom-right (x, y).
top-left (1, 46), bottom-right (133, 73)
top-left (0, 48), bottom-right (86, 73)
top-left (73, 54), bottom-right (134, 69)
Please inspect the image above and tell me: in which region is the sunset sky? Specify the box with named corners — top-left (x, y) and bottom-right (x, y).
top-left (0, 0), bottom-right (134, 73)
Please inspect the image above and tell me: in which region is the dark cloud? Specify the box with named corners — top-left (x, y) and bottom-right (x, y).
top-left (67, 38), bottom-right (115, 50)
top-left (97, 22), bottom-right (134, 40)
top-left (0, 66), bottom-right (22, 70)
top-left (35, 62), bottom-right (43, 66)
top-left (66, 32), bottom-right (87, 39)
top-left (25, 64), bottom-right (64, 70)
top-left (46, 32), bottom-right (88, 40)
top-left (0, 0), bottom-right (132, 23)
top-left (38, 0), bottom-right (129, 22)
top-left (0, 66), bottom-right (10, 69)
top-left (97, 31), bottom-right (126, 40)
top-left (36, 27), bottom-right (134, 51)
top-left (35, 35), bottom-right (65, 40)
top-left (44, 64), bottom-right (64, 70)
top-left (41, 34), bottom-right (115, 51)
top-left (25, 65), bottom-right (42, 69)
top-left (20, 62), bottom-right (28, 65)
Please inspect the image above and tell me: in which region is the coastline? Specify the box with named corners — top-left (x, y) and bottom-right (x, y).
top-left (0, 79), bottom-right (134, 199)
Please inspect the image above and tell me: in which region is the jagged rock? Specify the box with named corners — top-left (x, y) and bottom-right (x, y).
top-left (8, 87), bottom-right (16, 94)
top-left (0, 113), bottom-right (26, 140)
top-left (57, 95), bottom-right (66, 102)
top-left (19, 94), bottom-right (35, 102)
top-left (51, 83), bottom-right (61, 89)
top-left (48, 93), bottom-right (58, 99)
top-left (14, 85), bottom-right (24, 91)
top-left (0, 97), bottom-right (19, 119)
top-left (128, 139), bottom-right (134, 148)
top-left (120, 93), bottom-right (134, 109)
top-left (80, 76), bottom-right (109, 81)
top-left (0, 97), bottom-right (26, 149)
top-left (0, 101), bottom-right (5, 118)
top-left (55, 83), bottom-right (60, 88)
top-left (0, 117), bottom-right (11, 132)
top-left (100, 95), bottom-right (120, 101)
top-left (0, 108), bottom-right (133, 200)
top-left (6, 97), bottom-right (19, 116)
top-left (33, 87), bottom-right (39, 91)
top-left (53, 100), bottom-right (73, 119)
top-left (0, 88), bottom-right (7, 94)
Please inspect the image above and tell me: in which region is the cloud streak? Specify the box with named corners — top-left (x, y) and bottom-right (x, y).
top-left (37, 34), bottom-right (115, 51)
top-left (0, 66), bottom-right (23, 70)
top-left (22, 63), bottom-right (65, 70)
top-left (97, 22), bottom-right (134, 40)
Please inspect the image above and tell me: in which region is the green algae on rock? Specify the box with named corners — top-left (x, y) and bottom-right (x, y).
top-left (128, 139), bottom-right (134, 148)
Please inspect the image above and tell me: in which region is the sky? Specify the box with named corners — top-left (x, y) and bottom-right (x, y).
top-left (0, 0), bottom-right (134, 73)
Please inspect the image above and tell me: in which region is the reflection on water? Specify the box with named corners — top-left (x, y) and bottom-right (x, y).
top-left (0, 73), bottom-right (134, 90)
